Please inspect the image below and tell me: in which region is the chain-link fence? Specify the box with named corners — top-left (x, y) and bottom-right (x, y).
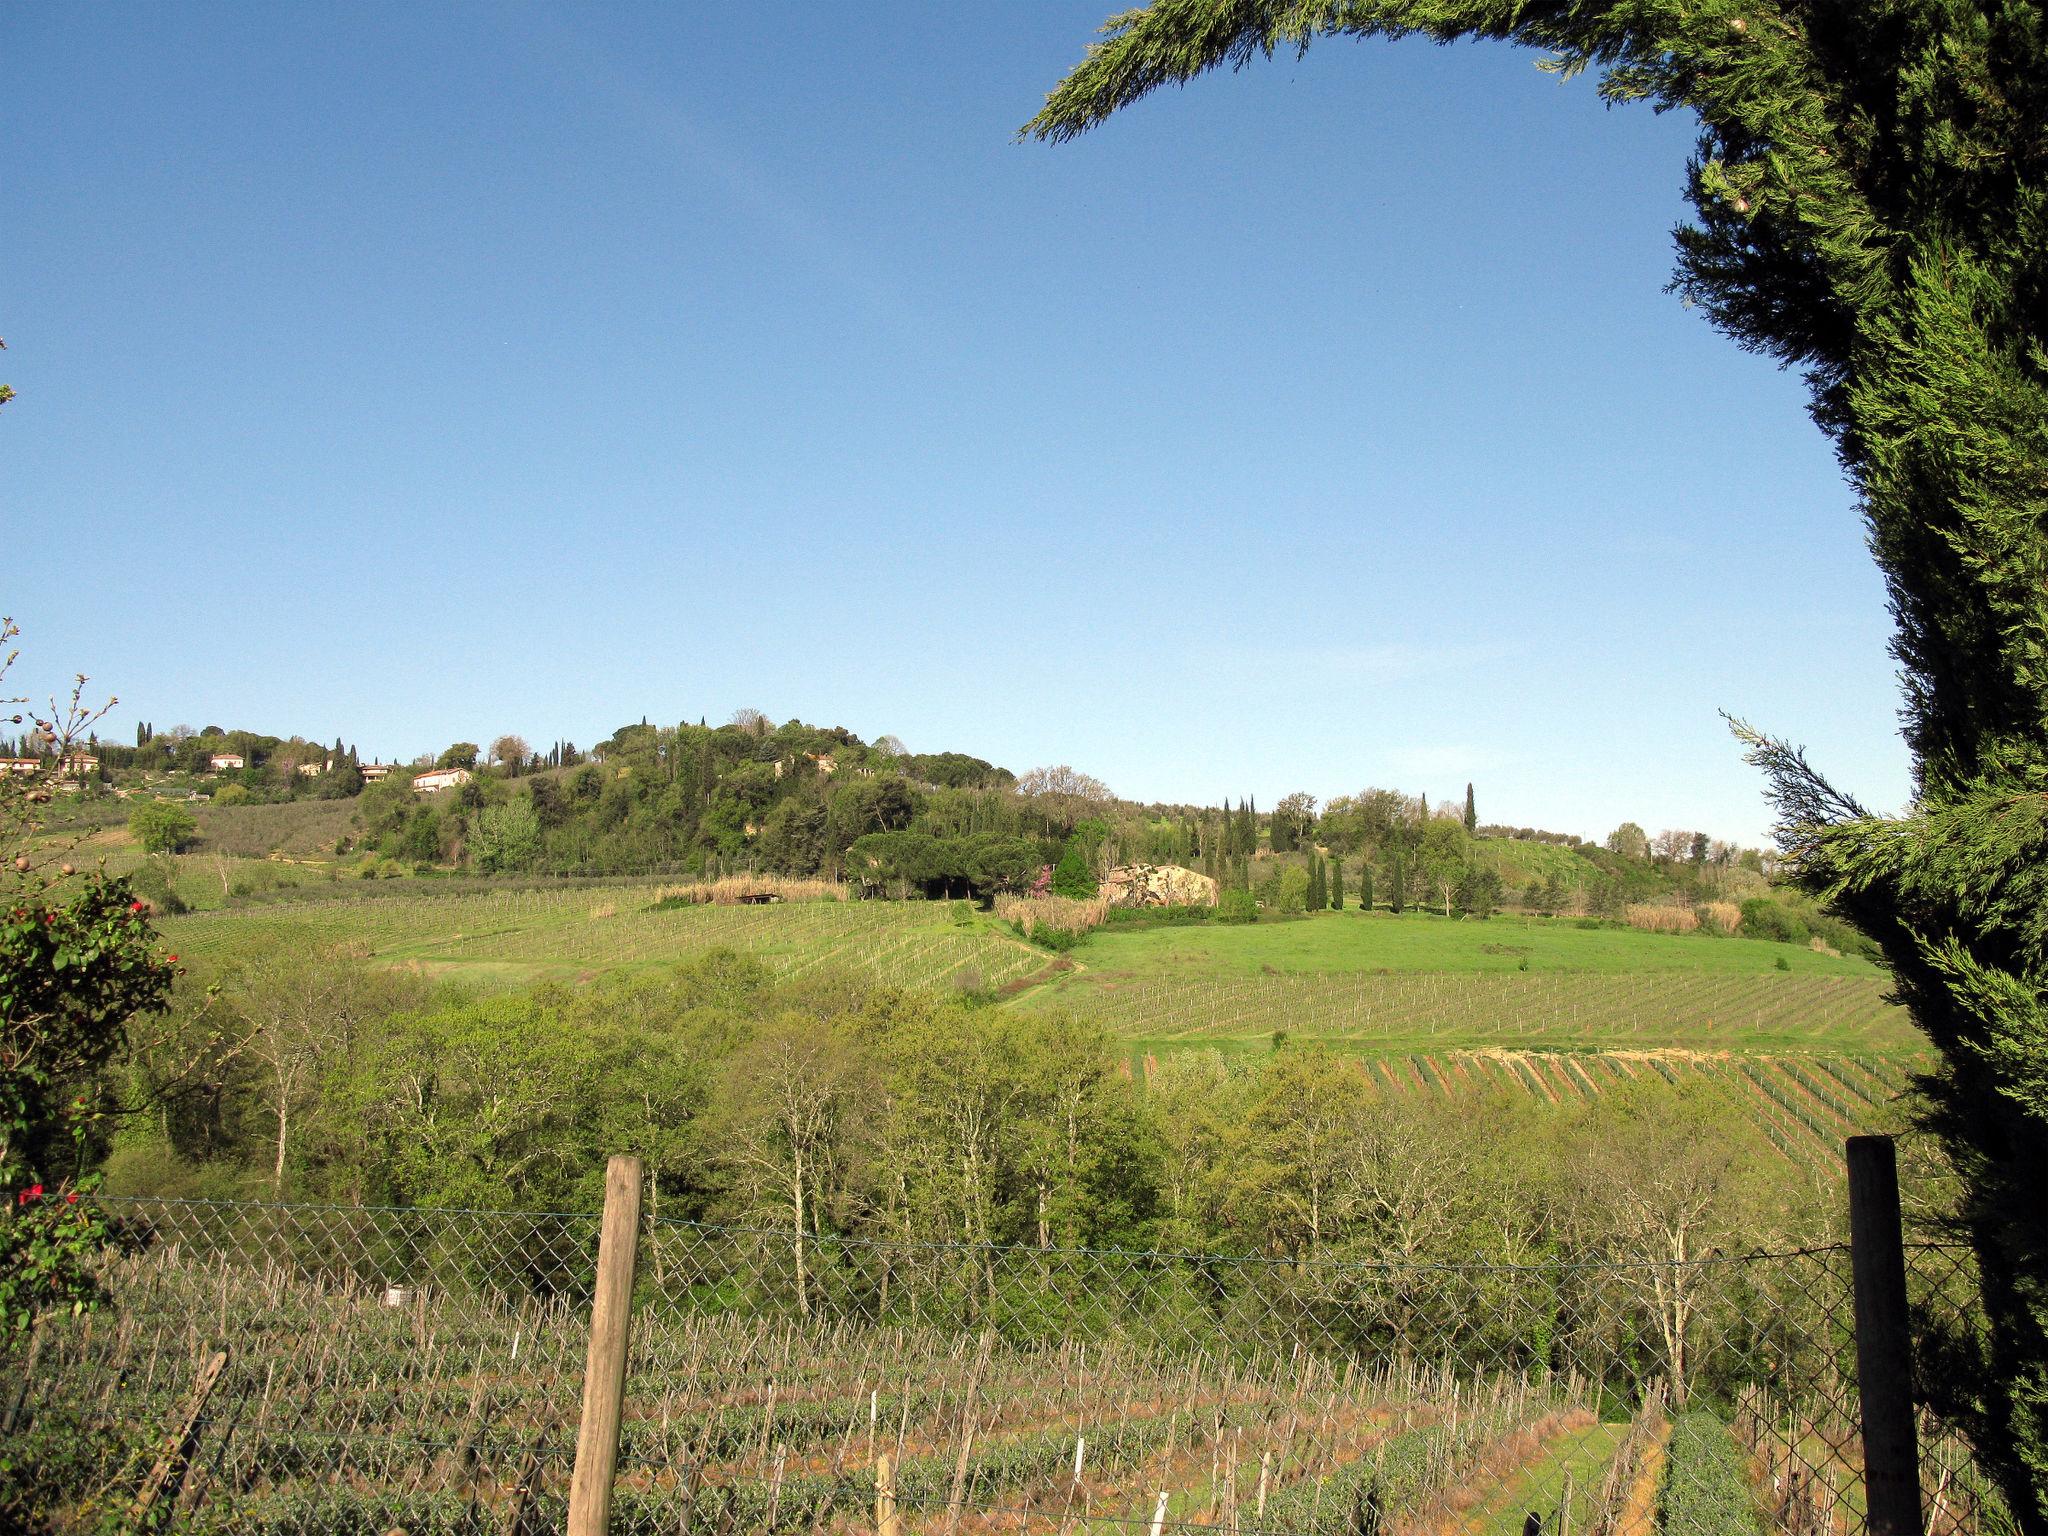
top-left (0, 1192), bottom-right (2007, 1536)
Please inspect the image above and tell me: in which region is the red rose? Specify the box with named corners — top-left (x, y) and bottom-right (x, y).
top-left (64, 1191), bottom-right (78, 1205)
top-left (18, 1184), bottom-right (43, 1205)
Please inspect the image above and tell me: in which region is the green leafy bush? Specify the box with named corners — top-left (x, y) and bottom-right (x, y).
top-left (1217, 889), bottom-right (1258, 924)
top-left (1738, 898), bottom-right (1809, 945)
top-left (124, 858), bottom-right (188, 916)
top-left (125, 799), bottom-right (196, 855)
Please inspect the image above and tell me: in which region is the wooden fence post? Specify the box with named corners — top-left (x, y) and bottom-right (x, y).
top-left (568, 1154), bottom-right (645, 1536)
top-left (876, 1452), bottom-right (904, 1536)
top-left (128, 1347), bottom-right (229, 1529)
top-left (1848, 1135), bottom-right (1923, 1536)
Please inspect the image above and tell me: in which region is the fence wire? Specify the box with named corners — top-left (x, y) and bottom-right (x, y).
top-left (0, 1197), bottom-right (2007, 1536)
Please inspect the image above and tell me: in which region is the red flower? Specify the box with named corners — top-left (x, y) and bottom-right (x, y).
top-left (130, 900), bottom-right (145, 912)
top-left (64, 1191), bottom-right (78, 1205)
top-left (167, 953), bottom-right (179, 964)
top-left (17, 1184), bottom-right (44, 1205)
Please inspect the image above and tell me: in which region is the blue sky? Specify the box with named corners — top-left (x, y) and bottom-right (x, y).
top-left (4, 4), bottom-right (1907, 844)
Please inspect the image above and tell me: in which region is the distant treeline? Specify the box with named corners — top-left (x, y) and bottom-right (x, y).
top-left (77, 711), bottom-right (1788, 917)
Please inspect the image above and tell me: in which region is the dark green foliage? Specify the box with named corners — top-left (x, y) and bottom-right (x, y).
top-left (1217, 889), bottom-right (1259, 923)
top-left (1358, 863), bottom-right (1373, 912)
top-left (1050, 839), bottom-right (1098, 898)
top-left (126, 799), bottom-right (196, 855)
top-left (1737, 898), bottom-right (1810, 946)
top-left (1463, 783), bottom-right (1476, 835)
top-left (1387, 848), bottom-right (1405, 915)
top-left (1031, 0), bottom-right (2048, 1511)
top-left (1328, 857), bottom-right (1343, 910)
top-left (2, 876), bottom-right (177, 1329)
top-left (845, 832), bottom-right (1040, 898)
top-left (1455, 868), bottom-right (1502, 920)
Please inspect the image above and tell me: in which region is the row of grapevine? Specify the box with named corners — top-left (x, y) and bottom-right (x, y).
top-left (1052, 968), bottom-right (1915, 1053)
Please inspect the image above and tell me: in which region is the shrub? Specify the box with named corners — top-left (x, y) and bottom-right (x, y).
top-left (651, 877), bottom-right (847, 906)
top-left (126, 800), bottom-right (196, 855)
top-left (1103, 904), bottom-right (1213, 928)
top-left (1738, 898), bottom-right (1810, 945)
top-left (124, 858), bottom-right (188, 916)
top-left (1217, 889), bottom-right (1259, 924)
top-left (997, 894), bottom-right (1107, 947)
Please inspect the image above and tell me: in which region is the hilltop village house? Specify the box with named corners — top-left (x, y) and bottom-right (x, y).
top-left (359, 764), bottom-right (392, 782)
top-left (412, 767), bottom-right (472, 794)
top-left (209, 752), bottom-right (246, 772)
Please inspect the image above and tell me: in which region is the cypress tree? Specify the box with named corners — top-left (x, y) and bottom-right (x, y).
top-left (1306, 853), bottom-right (1325, 911)
top-left (1388, 849), bottom-right (1405, 915)
top-left (1463, 783), bottom-right (1476, 835)
top-left (1328, 857), bottom-right (1343, 911)
top-left (1359, 863), bottom-right (1374, 913)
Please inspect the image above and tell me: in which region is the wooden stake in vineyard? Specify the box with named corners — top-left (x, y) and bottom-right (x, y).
top-left (876, 1452), bottom-right (904, 1536)
top-left (568, 1155), bottom-right (645, 1536)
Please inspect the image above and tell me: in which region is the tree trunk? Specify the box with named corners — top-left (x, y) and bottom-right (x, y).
top-left (271, 1099), bottom-right (288, 1196)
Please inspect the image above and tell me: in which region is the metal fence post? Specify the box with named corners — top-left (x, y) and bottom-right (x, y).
top-left (569, 1154), bottom-right (645, 1536)
top-left (1847, 1135), bottom-right (1922, 1536)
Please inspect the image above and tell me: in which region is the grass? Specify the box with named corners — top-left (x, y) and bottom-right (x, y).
top-left (1467, 1420), bottom-right (1629, 1536)
top-left (1049, 908), bottom-right (1883, 980)
top-left (162, 884), bottom-right (1047, 993)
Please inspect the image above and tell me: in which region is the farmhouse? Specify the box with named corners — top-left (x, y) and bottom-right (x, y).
top-left (209, 752), bottom-right (246, 772)
top-left (295, 760), bottom-right (326, 777)
top-left (358, 764), bottom-right (392, 782)
top-left (413, 767), bottom-right (472, 794)
top-left (0, 758), bottom-right (40, 775)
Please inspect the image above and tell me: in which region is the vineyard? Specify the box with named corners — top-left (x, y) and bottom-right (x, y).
top-left (1127, 1047), bottom-right (1912, 1176)
top-left (161, 888), bottom-right (1052, 994)
top-left (1038, 969), bottom-right (1916, 1056)
top-left (5, 1197), bottom-right (2002, 1536)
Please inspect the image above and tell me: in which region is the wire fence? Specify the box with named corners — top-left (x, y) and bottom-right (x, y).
top-left (0, 1193), bottom-right (2007, 1536)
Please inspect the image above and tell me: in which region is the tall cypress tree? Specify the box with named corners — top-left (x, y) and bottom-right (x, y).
top-left (1463, 783), bottom-right (1476, 835)
top-left (1359, 863), bottom-right (1374, 913)
top-left (1328, 857), bottom-right (1343, 911)
top-left (1387, 848), bottom-right (1405, 915)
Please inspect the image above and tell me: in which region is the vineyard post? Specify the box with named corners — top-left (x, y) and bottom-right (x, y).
top-left (1847, 1135), bottom-right (1923, 1536)
top-left (569, 1154), bottom-right (645, 1536)
top-left (876, 1452), bottom-right (904, 1536)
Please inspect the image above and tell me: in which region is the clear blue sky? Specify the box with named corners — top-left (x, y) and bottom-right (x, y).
top-left (4, 4), bottom-right (1909, 845)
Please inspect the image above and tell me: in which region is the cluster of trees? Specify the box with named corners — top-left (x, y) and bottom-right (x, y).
top-left (109, 947), bottom-right (1818, 1286)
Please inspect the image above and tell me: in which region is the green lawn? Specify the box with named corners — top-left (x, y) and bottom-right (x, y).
top-left (1062, 909), bottom-right (1884, 980)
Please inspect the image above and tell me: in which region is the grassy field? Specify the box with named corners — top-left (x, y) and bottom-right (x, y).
top-left (163, 884), bottom-right (1054, 993)
top-left (1052, 908), bottom-right (1883, 979)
